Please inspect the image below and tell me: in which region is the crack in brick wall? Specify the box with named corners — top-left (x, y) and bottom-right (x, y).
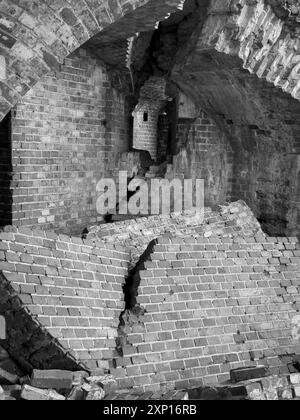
top-left (111, 233), bottom-right (300, 393)
top-left (87, 201), bottom-right (263, 268)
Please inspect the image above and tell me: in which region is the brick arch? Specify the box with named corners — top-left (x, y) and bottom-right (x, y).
top-left (0, 0), bottom-right (185, 120)
top-left (200, 0), bottom-right (300, 101)
top-left (166, 0), bottom-right (300, 240)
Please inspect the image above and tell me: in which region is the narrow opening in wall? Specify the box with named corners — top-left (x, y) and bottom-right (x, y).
top-left (143, 112), bottom-right (148, 122)
top-left (128, 115), bottom-right (134, 149)
top-left (0, 111), bottom-right (12, 226)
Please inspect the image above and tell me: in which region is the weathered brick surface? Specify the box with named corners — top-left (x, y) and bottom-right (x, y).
top-left (0, 0), bottom-right (185, 121)
top-left (171, 110), bottom-right (233, 207)
top-left (31, 369), bottom-right (73, 391)
top-left (87, 201), bottom-right (262, 267)
top-left (113, 234), bottom-right (300, 393)
top-left (133, 77), bottom-right (170, 160)
top-left (21, 385), bottom-right (65, 401)
top-left (10, 48), bottom-right (129, 235)
top-left (133, 102), bottom-right (162, 161)
top-left (0, 226), bottom-right (129, 372)
top-left (201, 0), bottom-right (300, 101)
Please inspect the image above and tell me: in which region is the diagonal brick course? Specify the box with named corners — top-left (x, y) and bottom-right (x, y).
top-left (0, 226), bottom-right (130, 373)
top-left (0, 0), bottom-right (185, 121)
top-left (87, 201), bottom-right (263, 268)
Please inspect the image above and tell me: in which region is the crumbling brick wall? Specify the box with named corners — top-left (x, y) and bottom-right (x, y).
top-left (1, 202), bottom-right (300, 395)
top-left (112, 234), bottom-right (300, 393)
top-left (0, 226), bottom-right (129, 373)
top-left (10, 48), bottom-right (129, 235)
top-left (87, 201), bottom-right (263, 268)
top-left (0, 0), bottom-right (186, 121)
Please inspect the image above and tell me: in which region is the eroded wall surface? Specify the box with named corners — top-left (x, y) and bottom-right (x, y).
top-left (171, 110), bottom-right (233, 208)
top-left (113, 234), bottom-right (300, 392)
top-left (0, 225), bottom-right (129, 372)
top-left (10, 48), bottom-right (129, 235)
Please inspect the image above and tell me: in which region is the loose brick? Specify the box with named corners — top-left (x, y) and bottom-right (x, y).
top-left (230, 366), bottom-right (268, 383)
top-left (21, 385), bottom-right (65, 401)
top-left (31, 370), bottom-right (73, 390)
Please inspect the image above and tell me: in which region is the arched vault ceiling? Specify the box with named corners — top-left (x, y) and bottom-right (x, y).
top-left (193, 0), bottom-right (300, 102)
top-left (168, 0), bottom-right (300, 151)
top-left (0, 0), bottom-right (184, 120)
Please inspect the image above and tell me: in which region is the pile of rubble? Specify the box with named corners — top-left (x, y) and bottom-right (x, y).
top-left (1, 362), bottom-right (300, 400)
top-left (0, 367), bottom-right (117, 401)
top-left (87, 201), bottom-right (263, 268)
top-left (0, 345), bottom-right (117, 401)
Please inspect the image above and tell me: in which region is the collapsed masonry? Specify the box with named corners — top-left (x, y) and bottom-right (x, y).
top-left (0, 201), bottom-right (300, 398)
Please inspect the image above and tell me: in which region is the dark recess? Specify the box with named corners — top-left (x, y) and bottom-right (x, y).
top-left (0, 112), bottom-right (12, 226)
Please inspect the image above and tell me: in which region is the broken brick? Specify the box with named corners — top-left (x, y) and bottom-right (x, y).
top-left (0, 367), bottom-right (19, 385)
top-left (67, 386), bottom-right (85, 401)
top-left (21, 385), bottom-right (65, 401)
top-left (230, 367), bottom-right (268, 383)
top-left (86, 375), bottom-right (117, 394)
top-left (246, 383), bottom-right (265, 401)
top-left (290, 373), bottom-right (300, 385)
top-left (278, 387), bottom-right (293, 400)
top-left (31, 370), bottom-right (73, 391)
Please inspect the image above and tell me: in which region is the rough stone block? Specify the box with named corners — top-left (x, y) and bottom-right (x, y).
top-left (86, 375), bottom-right (118, 394)
top-left (264, 389), bottom-right (278, 400)
top-left (246, 383), bottom-right (266, 400)
top-left (67, 386), bottom-right (85, 401)
top-left (290, 373), bottom-right (300, 385)
top-left (82, 382), bottom-right (105, 401)
top-left (21, 385), bottom-right (65, 401)
top-left (0, 367), bottom-right (19, 385)
top-left (31, 370), bottom-right (73, 390)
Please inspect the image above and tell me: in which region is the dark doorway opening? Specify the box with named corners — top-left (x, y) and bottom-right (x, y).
top-left (0, 112), bottom-right (12, 226)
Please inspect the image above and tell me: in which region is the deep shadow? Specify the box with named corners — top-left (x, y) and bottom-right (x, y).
top-left (0, 272), bottom-right (84, 374)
